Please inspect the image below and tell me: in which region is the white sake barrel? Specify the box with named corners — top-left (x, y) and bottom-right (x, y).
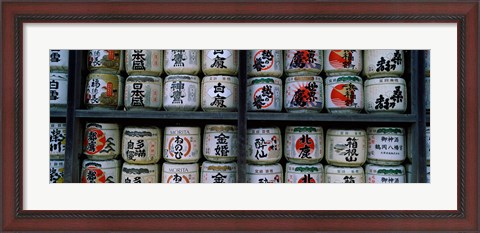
top-left (325, 76), bottom-right (363, 113)
top-left (324, 50), bottom-right (362, 76)
top-left (163, 126), bottom-right (201, 163)
top-left (124, 76), bottom-right (163, 111)
top-left (284, 126), bottom-right (323, 164)
top-left (125, 49), bottom-right (163, 76)
top-left (121, 163), bottom-right (159, 183)
top-left (202, 50), bottom-right (239, 75)
top-left (163, 75), bottom-right (200, 111)
top-left (83, 123), bottom-right (121, 160)
top-left (366, 164), bottom-right (406, 183)
top-left (164, 50), bottom-right (201, 75)
top-left (247, 127), bottom-right (282, 164)
top-left (84, 73), bottom-right (124, 110)
top-left (201, 75), bottom-right (238, 112)
top-left (284, 50), bottom-right (323, 76)
top-left (246, 50), bottom-right (283, 77)
top-left (49, 73), bottom-right (69, 109)
top-left (122, 126), bottom-right (161, 164)
top-left (285, 162), bottom-right (323, 183)
top-left (367, 127), bottom-right (405, 165)
top-left (49, 159), bottom-right (65, 183)
top-left (364, 50), bottom-right (404, 78)
top-left (200, 161), bottom-right (237, 183)
top-left (162, 162), bottom-right (199, 183)
top-left (364, 77), bottom-right (407, 114)
top-left (246, 163), bottom-right (283, 183)
top-left (81, 159), bottom-right (121, 183)
top-left (49, 50), bottom-right (69, 72)
top-left (284, 76), bottom-right (324, 113)
top-left (49, 123), bottom-right (67, 160)
top-left (325, 129), bottom-right (367, 167)
top-left (87, 50), bottom-right (124, 74)
top-left (246, 77), bottom-right (282, 112)
top-left (324, 165), bottom-right (365, 183)
top-left (203, 124), bottom-right (238, 162)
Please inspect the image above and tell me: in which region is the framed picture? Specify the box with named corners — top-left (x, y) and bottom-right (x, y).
top-left (2, 0), bottom-right (478, 231)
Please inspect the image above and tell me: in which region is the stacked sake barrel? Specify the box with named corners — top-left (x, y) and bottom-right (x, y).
top-left (49, 49), bottom-right (69, 183)
top-left (282, 50), bottom-right (325, 183)
top-left (244, 50), bottom-right (284, 183)
top-left (321, 50), bottom-right (365, 183)
top-left (162, 57), bottom-right (219, 181)
top-left (121, 50), bottom-right (164, 183)
top-left (81, 50), bottom-right (125, 183)
top-left (362, 50), bottom-right (408, 183)
top-left (199, 50), bottom-right (239, 183)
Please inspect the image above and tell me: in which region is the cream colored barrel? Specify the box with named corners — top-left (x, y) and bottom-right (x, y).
top-left (285, 162), bottom-right (323, 183)
top-left (246, 163), bottom-right (283, 183)
top-left (163, 126), bottom-right (201, 163)
top-left (163, 75), bottom-right (200, 111)
top-left (162, 162), bottom-right (199, 183)
top-left (246, 50), bottom-right (283, 78)
top-left (202, 50), bottom-right (239, 76)
top-left (83, 123), bottom-right (121, 160)
top-left (81, 159), bottom-right (121, 183)
top-left (87, 50), bottom-right (124, 74)
top-left (325, 129), bottom-right (367, 167)
top-left (125, 49), bottom-right (163, 76)
top-left (324, 50), bottom-right (362, 76)
top-left (164, 50), bottom-right (201, 75)
top-left (247, 127), bottom-right (282, 164)
top-left (84, 73), bottom-right (124, 110)
top-left (324, 165), bottom-right (365, 183)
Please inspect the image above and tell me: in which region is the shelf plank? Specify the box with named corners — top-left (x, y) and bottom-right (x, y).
top-left (75, 109), bottom-right (239, 120)
top-left (50, 109), bottom-right (67, 118)
top-left (247, 112), bottom-right (418, 122)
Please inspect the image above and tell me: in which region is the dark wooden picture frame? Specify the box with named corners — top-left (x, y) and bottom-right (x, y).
top-left (1, 1), bottom-right (478, 231)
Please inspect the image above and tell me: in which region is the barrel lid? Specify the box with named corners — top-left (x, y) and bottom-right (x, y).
top-left (247, 77), bottom-right (282, 85)
top-left (87, 73), bottom-right (122, 79)
top-left (123, 126), bottom-right (160, 136)
top-left (325, 75), bottom-right (362, 84)
top-left (204, 124), bottom-right (237, 133)
top-left (365, 164), bottom-right (405, 175)
top-left (165, 75), bottom-right (200, 82)
top-left (286, 162), bottom-right (323, 173)
top-left (86, 123), bottom-right (120, 130)
top-left (326, 128), bottom-right (366, 136)
top-left (246, 163), bottom-right (283, 174)
top-left (122, 163), bottom-right (159, 174)
top-left (247, 127), bottom-right (281, 135)
top-left (367, 127), bottom-right (404, 135)
top-left (164, 126), bottom-right (200, 135)
top-left (325, 165), bottom-right (364, 174)
top-left (126, 75), bottom-right (162, 82)
top-left (285, 76), bottom-right (323, 82)
top-left (202, 75), bottom-right (239, 84)
top-left (285, 126), bottom-right (323, 134)
top-left (162, 162), bottom-right (198, 171)
top-left (82, 159), bottom-right (121, 168)
top-left (364, 77), bottom-right (406, 85)
top-left (201, 161), bottom-right (237, 172)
